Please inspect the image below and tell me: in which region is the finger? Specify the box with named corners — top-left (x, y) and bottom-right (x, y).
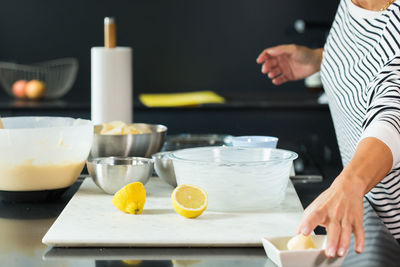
top-left (268, 67), bottom-right (281, 79)
top-left (261, 58), bottom-right (278, 74)
top-left (325, 222), bottom-right (341, 258)
top-left (272, 75), bottom-right (289, 85)
top-left (337, 221), bottom-right (352, 257)
top-left (353, 223), bottom-right (365, 254)
top-left (257, 44), bottom-right (294, 63)
top-left (266, 44), bottom-right (295, 57)
top-left (257, 49), bottom-right (272, 64)
top-left (297, 210), bottom-right (323, 236)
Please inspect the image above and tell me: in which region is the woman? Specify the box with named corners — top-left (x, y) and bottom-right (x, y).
top-left (257, 0), bottom-right (400, 258)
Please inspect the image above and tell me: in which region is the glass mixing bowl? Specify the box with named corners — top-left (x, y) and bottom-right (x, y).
top-left (169, 146), bottom-right (298, 212)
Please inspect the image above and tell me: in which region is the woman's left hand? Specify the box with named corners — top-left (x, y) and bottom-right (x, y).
top-left (297, 171), bottom-right (365, 258)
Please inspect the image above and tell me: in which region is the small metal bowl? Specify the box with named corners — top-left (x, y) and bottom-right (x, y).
top-left (86, 157), bottom-right (154, 194)
top-left (152, 151), bottom-right (177, 187)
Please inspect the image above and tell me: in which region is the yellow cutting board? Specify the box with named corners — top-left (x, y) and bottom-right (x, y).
top-left (139, 91), bottom-right (225, 107)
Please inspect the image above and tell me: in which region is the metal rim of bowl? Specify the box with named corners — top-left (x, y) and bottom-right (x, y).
top-left (151, 151), bottom-right (174, 159)
top-left (87, 156), bottom-right (154, 165)
top-left (94, 123), bottom-right (167, 136)
top-left (164, 134), bottom-right (233, 147)
top-left (168, 146), bottom-right (298, 165)
top-left (166, 133), bottom-right (233, 142)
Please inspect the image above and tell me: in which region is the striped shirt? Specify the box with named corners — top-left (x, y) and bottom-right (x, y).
top-left (320, 0), bottom-right (400, 239)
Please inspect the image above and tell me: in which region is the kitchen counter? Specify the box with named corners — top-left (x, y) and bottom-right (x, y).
top-left (2, 92), bottom-right (394, 266)
top-left (1, 169), bottom-right (399, 267)
top-left (0, 90), bottom-right (327, 111)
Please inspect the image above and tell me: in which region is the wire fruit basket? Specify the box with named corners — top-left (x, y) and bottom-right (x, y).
top-left (0, 58), bottom-right (78, 99)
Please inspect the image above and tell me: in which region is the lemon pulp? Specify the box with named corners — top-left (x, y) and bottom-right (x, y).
top-left (171, 184), bottom-right (208, 219)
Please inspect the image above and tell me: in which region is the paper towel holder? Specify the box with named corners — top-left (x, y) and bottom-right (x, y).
top-left (104, 17), bottom-right (116, 48)
top-left (91, 17), bottom-right (133, 124)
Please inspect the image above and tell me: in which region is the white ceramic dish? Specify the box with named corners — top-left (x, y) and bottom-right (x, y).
top-left (262, 235), bottom-right (345, 267)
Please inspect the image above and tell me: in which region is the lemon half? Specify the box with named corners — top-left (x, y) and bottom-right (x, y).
top-left (171, 184), bottom-right (208, 218)
top-left (112, 182), bottom-right (146, 214)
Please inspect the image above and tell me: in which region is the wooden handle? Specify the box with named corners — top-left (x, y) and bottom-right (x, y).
top-left (0, 116), bottom-right (4, 129)
top-left (104, 17), bottom-right (116, 48)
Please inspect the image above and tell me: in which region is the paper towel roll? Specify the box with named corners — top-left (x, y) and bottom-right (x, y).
top-left (91, 47), bottom-right (133, 124)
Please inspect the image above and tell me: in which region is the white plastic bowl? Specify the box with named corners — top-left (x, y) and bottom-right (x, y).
top-left (169, 146), bottom-right (297, 211)
top-left (0, 116), bottom-right (93, 192)
top-left (231, 136), bottom-right (278, 148)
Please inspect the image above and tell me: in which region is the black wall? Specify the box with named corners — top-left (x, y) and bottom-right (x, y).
top-left (0, 0), bottom-right (339, 101)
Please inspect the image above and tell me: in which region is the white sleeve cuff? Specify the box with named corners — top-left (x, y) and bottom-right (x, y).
top-left (360, 121), bottom-right (400, 169)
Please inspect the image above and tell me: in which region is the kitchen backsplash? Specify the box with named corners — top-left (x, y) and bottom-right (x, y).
top-left (0, 0), bottom-right (339, 101)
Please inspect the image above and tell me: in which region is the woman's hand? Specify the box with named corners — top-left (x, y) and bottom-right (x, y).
top-left (256, 44), bottom-right (323, 85)
top-left (297, 137), bottom-right (393, 258)
top-left (297, 172), bottom-right (365, 258)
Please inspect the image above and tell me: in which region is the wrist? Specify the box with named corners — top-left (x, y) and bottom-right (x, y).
top-left (306, 47), bottom-right (323, 73)
top-left (334, 165), bottom-right (368, 197)
top-left (338, 137), bottom-right (393, 195)
top-left (313, 48), bottom-right (323, 69)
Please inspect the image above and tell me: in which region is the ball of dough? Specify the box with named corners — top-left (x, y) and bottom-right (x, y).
top-left (287, 234), bottom-right (316, 250)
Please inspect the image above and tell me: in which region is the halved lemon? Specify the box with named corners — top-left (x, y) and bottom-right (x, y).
top-left (112, 182), bottom-right (146, 214)
top-left (171, 184), bottom-right (208, 218)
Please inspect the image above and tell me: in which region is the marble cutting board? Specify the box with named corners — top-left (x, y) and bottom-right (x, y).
top-left (42, 177), bottom-right (304, 247)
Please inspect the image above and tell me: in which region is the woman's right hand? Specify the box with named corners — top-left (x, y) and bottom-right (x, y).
top-left (256, 44), bottom-right (323, 85)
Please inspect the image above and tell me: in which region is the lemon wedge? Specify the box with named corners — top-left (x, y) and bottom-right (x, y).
top-left (112, 182), bottom-right (146, 214)
top-left (171, 184), bottom-right (208, 218)
top-left (287, 234), bottom-right (316, 250)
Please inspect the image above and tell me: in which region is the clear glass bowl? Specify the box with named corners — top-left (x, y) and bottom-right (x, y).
top-left (169, 146), bottom-right (298, 212)
top-left (0, 58), bottom-right (78, 99)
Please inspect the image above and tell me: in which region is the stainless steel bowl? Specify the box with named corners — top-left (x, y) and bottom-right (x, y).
top-left (90, 123), bottom-right (167, 158)
top-left (86, 157), bottom-right (154, 194)
top-left (162, 134), bottom-right (233, 151)
top-left (152, 151), bottom-right (177, 187)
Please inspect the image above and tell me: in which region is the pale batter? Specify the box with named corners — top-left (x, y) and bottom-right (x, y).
top-left (0, 160), bottom-right (85, 191)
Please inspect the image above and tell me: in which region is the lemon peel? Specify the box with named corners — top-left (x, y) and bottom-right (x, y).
top-left (112, 182), bottom-right (146, 214)
top-left (171, 184), bottom-right (208, 219)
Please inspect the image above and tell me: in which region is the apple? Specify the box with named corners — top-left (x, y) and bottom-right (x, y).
top-left (25, 80), bottom-right (46, 100)
top-left (12, 80), bottom-right (28, 99)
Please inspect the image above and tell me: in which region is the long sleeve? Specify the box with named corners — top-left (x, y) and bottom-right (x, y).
top-left (361, 56), bottom-right (400, 169)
